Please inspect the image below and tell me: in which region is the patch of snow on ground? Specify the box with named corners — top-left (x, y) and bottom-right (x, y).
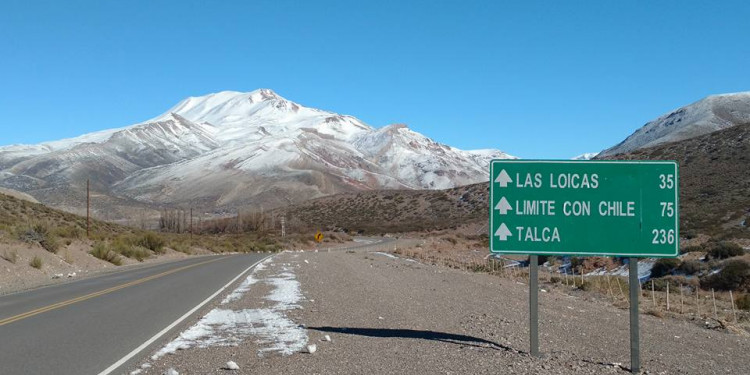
top-left (220, 258), bottom-right (272, 304)
top-left (153, 259), bottom-right (307, 359)
top-left (607, 259), bottom-right (656, 282)
top-left (266, 269), bottom-right (303, 309)
top-left (372, 252), bottom-right (398, 259)
top-left (221, 274), bottom-right (259, 304)
top-left (354, 238), bottom-right (376, 244)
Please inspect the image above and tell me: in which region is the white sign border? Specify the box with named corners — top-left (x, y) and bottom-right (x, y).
top-left (489, 160), bottom-right (680, 258)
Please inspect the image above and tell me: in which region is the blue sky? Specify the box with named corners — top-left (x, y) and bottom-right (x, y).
top-left (0, 1), bottom-right (748, 158)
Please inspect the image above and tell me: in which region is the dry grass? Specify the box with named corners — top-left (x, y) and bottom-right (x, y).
top-left (29, 256), bottom-right (42, 269)
top-left (89, 242), bottom-right (123, 266)
top-left (2, 249), bottom-right (18, 264)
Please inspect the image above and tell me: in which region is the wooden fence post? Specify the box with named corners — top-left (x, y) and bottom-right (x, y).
top-left (712, 289), bottom-right (718, 320)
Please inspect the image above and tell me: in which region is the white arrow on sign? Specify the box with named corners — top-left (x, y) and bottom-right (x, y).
top-left (494, 197), bottom-right (512, 215)
top-left (494, 223), bottom-right (512, 241)
top-left (495, 169), bottom-right (512, 187)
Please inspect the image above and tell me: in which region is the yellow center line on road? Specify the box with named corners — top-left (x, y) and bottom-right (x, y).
top-left (0, 257), bottom-right (225, 327)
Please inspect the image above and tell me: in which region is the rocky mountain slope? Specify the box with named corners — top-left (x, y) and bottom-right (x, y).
top-left (600, 92), bottom-right (750, 157)
top-left (608, 122), bottom-right (750, 238)
top-left (0, 89), bottom-right (514, 218)
top-left (284, 122), bottom-right (750, 239)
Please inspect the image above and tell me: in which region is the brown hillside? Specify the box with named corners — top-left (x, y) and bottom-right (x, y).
top-left (0, 192), bottom-right (132, 238)
top-left (277, 183), bottom-right (489, 234)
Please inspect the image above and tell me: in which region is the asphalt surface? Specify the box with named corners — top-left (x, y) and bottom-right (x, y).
top-left (0, 253), bottom-right (269, 375)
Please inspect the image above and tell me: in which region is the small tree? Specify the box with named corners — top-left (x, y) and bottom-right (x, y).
top-left (701, 259), bottom-right (750, 291)
top-left (650, 258), bottom-right (680, 278)
top-left (706, 241), bottom-right (745, 260)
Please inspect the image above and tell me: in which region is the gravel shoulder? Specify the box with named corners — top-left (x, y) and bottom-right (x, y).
top-left (139, 242), bottom-right (750, 375)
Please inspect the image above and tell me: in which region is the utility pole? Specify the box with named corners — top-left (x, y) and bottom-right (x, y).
top-left (281, 216), bottom-right (286, 237)
top-left (190, 208), bottom-right (193, 241)
top-left (237, 209), bottom-right (241, 233)
top-left (86, 179), bottom-right (90, 239)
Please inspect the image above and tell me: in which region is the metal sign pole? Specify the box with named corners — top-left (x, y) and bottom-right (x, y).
top-left (629, 257), bottom-right (640, 373)
top-left (529, 255), bottom-right (539, 357)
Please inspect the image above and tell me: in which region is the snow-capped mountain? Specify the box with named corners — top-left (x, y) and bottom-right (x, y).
top-left (600, 92), bottom-right (750, 157)
top-left (0, 89), bottom-right (514, 217)
top-left (571, 152), bottom-right (598, 160)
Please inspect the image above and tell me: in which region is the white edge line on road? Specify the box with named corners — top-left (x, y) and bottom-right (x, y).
top-left (98, 254), bottom-right (274, 375)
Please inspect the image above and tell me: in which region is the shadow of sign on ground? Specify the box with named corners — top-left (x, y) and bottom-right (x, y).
top-left (309, 326), bottom-right (516, 352)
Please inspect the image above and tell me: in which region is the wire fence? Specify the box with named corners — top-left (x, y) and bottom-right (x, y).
top-left (383, 242), bottom-right (747, 326)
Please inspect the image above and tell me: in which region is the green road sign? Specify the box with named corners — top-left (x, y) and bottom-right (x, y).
top-left (490, 160), bottom-right (679, 257)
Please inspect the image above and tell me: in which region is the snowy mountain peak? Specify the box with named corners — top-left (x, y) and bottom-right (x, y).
top-left (248, 88), bottom-right (281, 103)
top-left (0, 88), bottom-right (514, 216)
top-left (600, 91), bottom-right (750, 156)
top-left (572, 152), bottom-right (598, 160)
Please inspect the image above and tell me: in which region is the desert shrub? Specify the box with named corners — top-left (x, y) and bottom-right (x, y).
top-left (549, 276), bottom-right (562, 284)
top-left (643, 276), bottom-right (693, 291)
top-left (700, 259), bottom-right (750, 291)
top-left (2, 250), bottom-right (18, 264)
top-left (137, 232), bottom-right (165, 254)
top-left (735, 294), bottom-right (750, 311)
top-left (123, 247), bottom-right (150, 262)
top-left (170, 240), bottom-right (192, 254)
top-left (89, 242), bottom-right (123, 266)
top-left (263, 242), bottom-right (282, 252)
top-left (570, 257), bottom-right (584, 271)
top-left (577, 280), bottom-right (594, 291)
top-left (469, 263), bottom-right (491, 273)
top-left (705, 241), bottom-right (745, 260)
top-left (677, 259), bottom-right (706, 275)
top-left (650, 258), bottom-right (680, 278)
top-left (29, 255), bottom-right (42, 269)
top-left (646, 309), bottom-right (664, 318)
top-left (111, 239), bottom-right (150, 262)
top-left (54, 225), bottom-right (84, 239)
top-left (16, 223), bottom-right (48, 243)
top-left (16, 222), bottom-right (60, 253)
top-left (444, 236), bottom-right (458, 245)
top-left (682, 230), bottom-right (697, 240)
top-left (667, 275), bottom-right (697, 288)
top-left (680, 245), bottom-right (703, 254)
top-left (644, 278), bottom-right (668, 292)
top-left (40, 234), bottom-right (60, 253)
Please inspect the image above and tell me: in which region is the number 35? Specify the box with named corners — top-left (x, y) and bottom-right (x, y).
top-left (659, 174), bottom-right (674, 189)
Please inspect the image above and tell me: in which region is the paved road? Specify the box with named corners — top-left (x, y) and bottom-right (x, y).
top-left (0, 253), bottom-right (270, 375)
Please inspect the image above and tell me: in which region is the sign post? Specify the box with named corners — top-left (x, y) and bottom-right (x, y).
top-left (529, 255), bottom-right (539, 357)
top-left (629, 257), bottom-right (640, 372)
top-left (490, 160), bottom-right (679, 371)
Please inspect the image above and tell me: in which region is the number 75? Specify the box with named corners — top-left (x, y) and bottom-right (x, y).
top-left (660, 202), bottom-right (674, 217)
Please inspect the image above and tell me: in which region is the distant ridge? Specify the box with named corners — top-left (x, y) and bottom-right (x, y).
top-left (600, 92), bottom-right (750, 156)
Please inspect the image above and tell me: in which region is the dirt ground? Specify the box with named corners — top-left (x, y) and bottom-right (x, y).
top-left (135, 240), bottom-right (750, 375)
